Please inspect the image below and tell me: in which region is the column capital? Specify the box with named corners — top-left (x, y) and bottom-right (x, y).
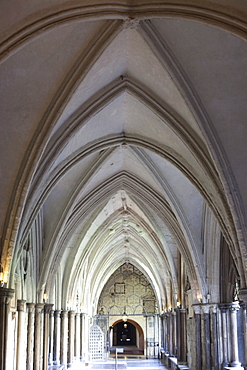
top-left (54, 309), bottom-right (61, 317)
top-left (44, 303), bottom-right (54, 314)
top-left (17, 299), bottom-right (26, 311)
top-left (229, 301), bottom-right (240, 312)
top-left (35, 303), bottom-right (44, 313)
top-left (239, 288), bottom-right (247, 305)
top-left (61, 309), bottom-right (68, 318)
top-left (27, 302), bottom-right (35, 311)
top-left (192, 304), bottom-right (201, 314)
top-left (68, 310), bottom-right (76, 317)
top-left (219, 303), bottom-right (230, 312)
top-left (0, 288), bottom-right (15, 304)
top-left (219, 301), bottom-right (241, 312)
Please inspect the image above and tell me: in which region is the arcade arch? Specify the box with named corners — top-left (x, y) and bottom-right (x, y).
top-left (0, 2), bottom-right (247, 370)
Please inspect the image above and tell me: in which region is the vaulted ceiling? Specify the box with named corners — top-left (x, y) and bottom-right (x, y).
top-left (1, 0), bottom-right (247, 310)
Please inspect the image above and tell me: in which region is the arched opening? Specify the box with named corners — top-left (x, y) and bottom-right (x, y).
top-left (110, 319), bottom-right (144, 356)
top-left (114, 321), bottom-right (136, 346)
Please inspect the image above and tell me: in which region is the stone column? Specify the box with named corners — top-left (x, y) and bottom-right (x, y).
top-left (60, 310), bottom-right (68, 367)
top-left (201, 304), bottom-right (211, 370)
top-left (75, 313), bottom-right (80, 362)
top-left (68, 310), bottom-right (75, 367)
top-left (16, 299), bottom-right (26, 370)
top-left (193, 305), bottom-right (202, 370)
top-left (175, 308), bottom-right (181, 360)
top-left (43, 304), bottom-right (53, 370)
top-left (164, 314), bottom-right (168, 353)
top-left (26, 303), bottom-right (35, 370)
top-left (239, 289), bottom-right (247, 367)
top-left (172, 311), bottom-right (176, 356)
top-left (219, 304), bottom-right (229, 367)
top-left (80, 313), bottom-right (85, 361)
top-left (229, 301), bottom-right (243, 368)
top-left (48, 309), bottom-right (54, 365)
top-left (168, 311), bottom-right (173, 355)
top-left (180, 308), bottom-right (187, 363)
top-left (0, 288), bottom-right (15, 370)
top-left (53, 310), bottom-right (61, 365)
top-left (240, 303), bottom-right (247, 367)
top-left (34, 303), bottom-right (44, 370)
top-left (210, 305), bottom-right (219, 370)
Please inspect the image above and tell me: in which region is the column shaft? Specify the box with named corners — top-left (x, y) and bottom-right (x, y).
top-left (229, 301), bottom-right (241, 367)
top-left (34, 303), bottom-right (44, 370)
top-left (80, 314), bottom-right (83, 361)
top-left (16, 300), bottom-right (26, 370)
top-left (180, 309), bottom-right (187, 363)
top-left (75, 313), bottom-right (80, 361)
top-left (48, 309), bottom-right (54, 365)
top-left (68, 311), bottom-right (75, 367)
top-left (193, 307), bottom-right (202, 370)
top-left (43, 304), bottom-right (53, 370)
top-left (53, 310), bottom-right (61, 365)
top-left (60, 310), bottom-right (68, 366)
top-left (0, 288), bottom-right (14, 370)
top-left (26, 303), bottom-right (35, 370)
top-left (220, 305), bottom-right (229, 366)
top-left (204, 311), bottom-right (211, 370)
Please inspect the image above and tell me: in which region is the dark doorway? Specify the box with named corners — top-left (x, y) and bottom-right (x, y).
top-left (113, 321), bottom-right (136, 346)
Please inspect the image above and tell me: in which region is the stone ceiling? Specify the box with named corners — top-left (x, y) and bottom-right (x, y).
top-left (0, 0), bottom-right (247, 310)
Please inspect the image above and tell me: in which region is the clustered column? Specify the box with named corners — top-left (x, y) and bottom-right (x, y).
top-left (0, 288), bottom-right (14, 370)
top-left (23, 304), bottom-right (85, 369)
top-left (219, 301), bottom-right (245, 369)
top-left (160, 308), bottom-right (188, 367)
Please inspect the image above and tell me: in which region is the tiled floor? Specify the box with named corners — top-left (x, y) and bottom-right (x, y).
top-left (89, 358), bottom-right (168, 369)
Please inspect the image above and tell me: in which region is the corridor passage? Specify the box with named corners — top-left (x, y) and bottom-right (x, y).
top-left (89, 359), bottom-right (168, 369)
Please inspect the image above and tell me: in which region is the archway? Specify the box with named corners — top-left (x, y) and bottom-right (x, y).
top-left (114, 321), bottom-right (136, 346)
top-left (111, 319), bottom-right (144, 356)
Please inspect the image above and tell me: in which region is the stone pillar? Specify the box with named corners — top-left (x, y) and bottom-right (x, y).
top-left (174, 307), bottom-right (187, 366)
top-left (16, 300), bottom-right (26, 370)
top-left (34, 303), bottom-right (44, 370)
top-left (43, 304), bottom-right (53, 370)
top-left (239, 289), bottom-right (247, 367)
top-left (26, 303), bottom-right (35, 370)
top-left (168, 311), bottom-right (173, 355)
top-left (219, 304), bottom-right (229, 368)
top-left (240, 303), bottom-right (247, 367)
top-left (180, 308), bottom-right (187, 363)
top-left (193, 305), bottom-right (202, 370)
top-left (80, 313), bottom-right (83, 361)
top-left (164, 314), bottom-right (168, 353)
top-left (68, 310), bottom-right (75, 367)
top-left (53, 310), bottom-right (61, 365)
top-left (60, 310), bottom-right (68, 367)
top-left (172, 311), bottom-right (176, 356)
top-left (210, 305), bottom-right (219, 370)
top-left (48, 309), bottom-right (54, 365)
top-left (75, 313), bottom-right (80, 362)
top-left (175, 308), bottom-right (181, 360)
top-left (201, 305), bottom-right (211, 370)
top-left (229, 301), bottom-right (243, 368)
top-left (0, 288), bottom-right (14, 370)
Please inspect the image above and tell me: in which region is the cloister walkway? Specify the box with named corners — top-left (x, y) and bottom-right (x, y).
top-left (89, 359), bottom-right (168, 369)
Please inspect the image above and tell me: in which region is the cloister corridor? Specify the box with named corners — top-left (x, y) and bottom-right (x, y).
top-left (0, 1), bottom-right (247, 369)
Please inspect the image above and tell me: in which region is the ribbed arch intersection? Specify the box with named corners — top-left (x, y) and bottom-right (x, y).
top-left (3, 1), bottom-right (247, 313)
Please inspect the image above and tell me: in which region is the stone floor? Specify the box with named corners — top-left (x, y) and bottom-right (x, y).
top-left (89, 358), bottom-right (168, 369)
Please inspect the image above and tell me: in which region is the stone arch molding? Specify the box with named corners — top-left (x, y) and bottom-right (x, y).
top-left (2, 2), bottom-right (247, 300)
top-left (1, 0), bottom-right (247, 63)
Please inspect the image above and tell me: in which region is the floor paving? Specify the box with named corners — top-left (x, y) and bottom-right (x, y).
top-left (89, 358), bottom-right (168, 369)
